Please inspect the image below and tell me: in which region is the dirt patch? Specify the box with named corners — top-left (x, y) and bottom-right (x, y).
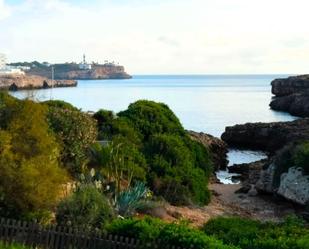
top-left (154, 183), bottom-right (302, 227)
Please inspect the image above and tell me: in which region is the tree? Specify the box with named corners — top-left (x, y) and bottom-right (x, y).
top-left (46, 102), bottom-right (98, 174)
top-left (0, 98), bottom-right (67, 220)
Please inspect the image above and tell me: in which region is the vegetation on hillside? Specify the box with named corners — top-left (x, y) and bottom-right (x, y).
top-left (94, 100), bottom-right (213, 205)
top-left (0, 93), bottom-right (67, 221)
top-left (0, 92), bottom-right (308, 249)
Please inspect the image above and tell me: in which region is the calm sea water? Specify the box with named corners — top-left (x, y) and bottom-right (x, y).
top-left (11, 75), bottom-right (297, 183)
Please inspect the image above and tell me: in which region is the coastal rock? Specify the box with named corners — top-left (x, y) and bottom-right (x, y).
top-left (221, 119), bottom-right (309, 153)
top-left (28, 64), bottom-right (131, 80)
top-left (270, 75), bottom-right (309, 117)
top-left (277, 167), bottom-right (309, 205)
top-left (256, 163), bottom-right (276, 194)
top-left (188, 130), bottom-right (228, 170)
top-left (270, 90), bottom-right (309, 117)
top-left (271, 75), bottom-right (309, 97)
top-left (0, 74), bottom-right (77, 91)
top-left (229, 159), bottom-right (267, 185)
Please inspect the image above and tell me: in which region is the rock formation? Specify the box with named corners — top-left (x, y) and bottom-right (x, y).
top-left (270, 75), bottom-right (309, 117)
top-left (277, 167), bottom-right (309, 205)
top-left (0, 74), bottom-right (77, 91)
top-left (221, 118), bottom-right (309, 153)
top-left (188, 130), bottom-right (228, 170)
top-left (27, 63), bottom-right (131, 80)
top-left (271, 75), bottom-right (309, 97)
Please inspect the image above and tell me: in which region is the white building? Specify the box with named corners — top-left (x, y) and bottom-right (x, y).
top-left (79, 54), bottom-right (92, 70)
top-left (0, 53), bottom-right (25, 75)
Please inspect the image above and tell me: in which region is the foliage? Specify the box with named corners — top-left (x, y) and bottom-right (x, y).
top-left (93, 109), bottom-right (115, 140)
top-left (115, 182), bottom-right (152, 217)
top-left (272, 141), bottom-right (309, 188)
top-left (118, 100), bottom-right (185, 139)
top-left (107, 217), bottom-right (237, 249)
top-left (91, 136), bottom-right (147, 197)
top-left (46, 102), bottom-right (97, 174)
top-left (0, 96), bottom-right (67, 221)
top-left (293, 141), bottom-right (309, 175)
top-left (202, 216), bottom-right (309, 249)
top-left (0, 241), bottom-right (32, 249)
top-left (117, 101), bottom-right (213, 205)
top-left (43, 100), bottom-right (78, 111)
top-left (56, 184), bottom-right (114, 229)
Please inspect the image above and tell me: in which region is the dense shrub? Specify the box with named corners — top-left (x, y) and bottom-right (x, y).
top-left (46, 102), bottom-right (97, 173)
top-left (91, 136), bottom-right (147, 193)
top-left (94, 100), bottom-right (213, 205)
top-left (107, 217), bottom-right (237, 249)
top-left (0, 95), bottom-right (67, 221)
top-left (203, 216), bottom-right (309, 249)
top-left (118, 100), bottom-right (185, 139)
top-left (56, 185), bottom-right (114, 229)
top-left (43, 100), bottom-right (78, 111)
top-left (0, 241), bottom-right (31, 249)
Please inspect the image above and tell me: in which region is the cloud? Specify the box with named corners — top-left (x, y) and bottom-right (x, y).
top-left (1, 0), bottom-right (309, 74)
top-left (0, 0), bottom-right (11, 20)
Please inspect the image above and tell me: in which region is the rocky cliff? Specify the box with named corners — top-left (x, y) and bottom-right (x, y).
top-left (221, 118), bottom-right (309, 153)
top-left (188, 131), bottom-right (228, 170)
top-left (270, 75), bottom-right (309, 117)
top-left (0, 74), bottom-right (77, 91)
top-left (26, 63), bottom-right (131, 80)
top-left (271, 75), bottom-right (309, 97)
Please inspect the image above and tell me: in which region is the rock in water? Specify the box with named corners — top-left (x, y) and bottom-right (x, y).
top-left (270, 75), bottom-right (309, 117)
top-left (221, 119), bottom-right (309, 153)
top-left (0, 74), bottom-right (77, 91)
top-left (271, 75), bottom-right (309, 97)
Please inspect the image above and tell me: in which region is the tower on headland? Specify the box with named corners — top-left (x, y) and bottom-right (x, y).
top-left (79, 54), bottom-right (92, 70)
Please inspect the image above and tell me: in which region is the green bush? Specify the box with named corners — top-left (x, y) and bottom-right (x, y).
top-left (118, 100), bottom-right (185, 139)
top-left (94, 100), bottom-right (213, 205)
top-left (293, 141), bottom-right (309, 175)
top-left (117, 101), bottom-right (212, 205)
top-left (56, 185), bottom-right (114, 229)
top-left (0, 241), bottom-right (31, 249)
top-left (46, 103), bottom-right (98, 173)
top-left (202, 216), bottom-right (309, 249)
top-left (107, 217), bottom-right (237, 249)
top-left (0, 96), bottom-right (67, 221)
top-left (43, 100), bottom-right (78, 111)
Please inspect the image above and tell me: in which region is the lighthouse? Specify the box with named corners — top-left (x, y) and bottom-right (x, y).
top-left (79, 54), bottom-right (92, 70)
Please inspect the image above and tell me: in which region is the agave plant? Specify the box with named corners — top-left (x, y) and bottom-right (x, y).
top-left (115, 182), bottom-right (151, 217)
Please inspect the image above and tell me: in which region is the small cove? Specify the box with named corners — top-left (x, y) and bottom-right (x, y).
top-left (11, 75), bottom-right (296, 184)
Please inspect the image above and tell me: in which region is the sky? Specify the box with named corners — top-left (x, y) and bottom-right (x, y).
top-left (0, 0), bottom-right (309, 74)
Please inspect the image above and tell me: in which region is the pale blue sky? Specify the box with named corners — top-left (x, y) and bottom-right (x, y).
top-left (1, 0), bottom-right (309, 74)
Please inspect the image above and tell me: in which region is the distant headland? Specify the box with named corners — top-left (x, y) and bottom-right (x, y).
top-left (0, 54), bottom-right (131, 91)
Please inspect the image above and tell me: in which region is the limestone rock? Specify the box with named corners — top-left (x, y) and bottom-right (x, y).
top-left (0, 74), bottom-right (77, 91)
top-left (270, 75), bottom-right (309, 117)
top-left (221, 119), bottom-right (309, 153)
top-left (256, 163), bottom-right (276, 194)
top-left (271, 75), bottom-right (309, 97)
top-left (277, 167), bottom-right (309, 205)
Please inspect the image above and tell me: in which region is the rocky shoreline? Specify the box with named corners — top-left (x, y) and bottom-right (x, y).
top-left (270, 75), bottom-right (309, 117)
top-left (0, 74), bottom-right (77, 91)
top-left (212, 74), bottom-right (309, 215)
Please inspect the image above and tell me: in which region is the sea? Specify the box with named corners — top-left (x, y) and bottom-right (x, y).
top-left (11, 75), bottom-right (297, 184)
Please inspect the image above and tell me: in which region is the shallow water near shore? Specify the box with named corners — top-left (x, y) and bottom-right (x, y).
top-left (11, 74), bottom-right (296, 183)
